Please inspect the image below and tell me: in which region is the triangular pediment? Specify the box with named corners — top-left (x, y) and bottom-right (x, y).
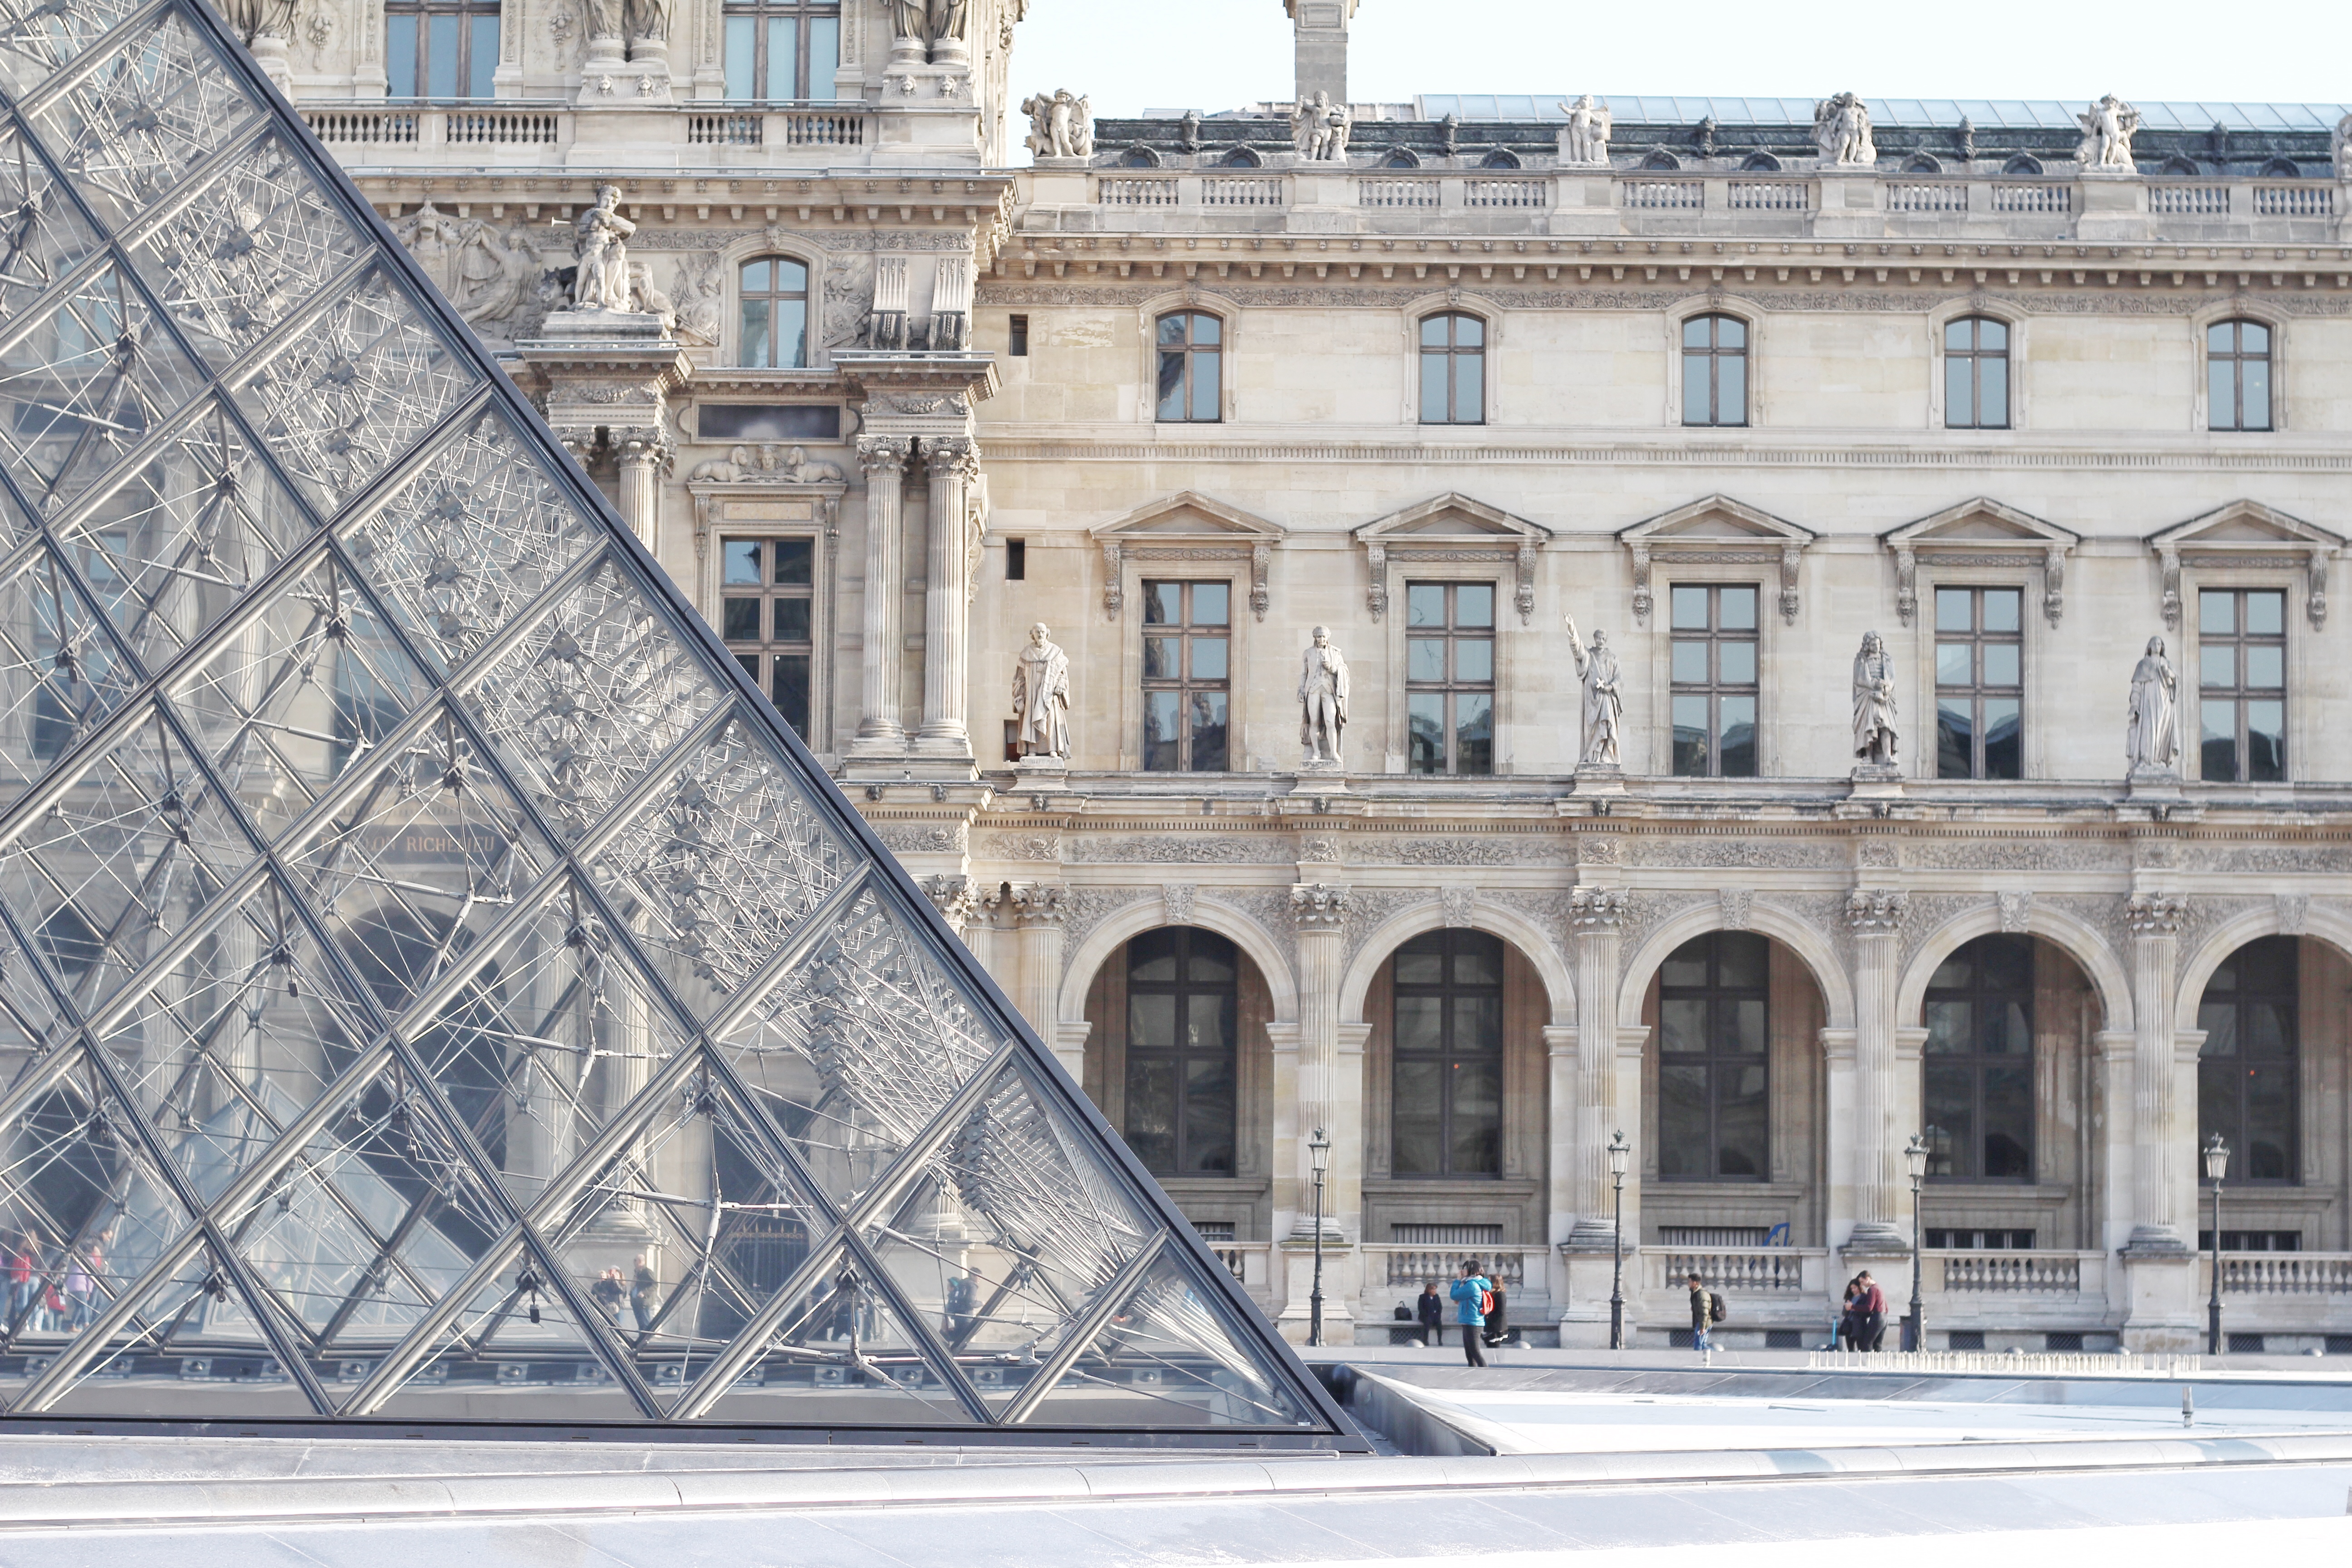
top-left (1619, 495), bottom-right (1814, 547)
top-left (1885, 498), bottom-right (2077, 551)
top-left (2152, 501), bottom-right (2343, 554)
top-left (1354, 492), bottom-right (1548, 544)
top-left (1091, 490), bottom-right (1284, 541)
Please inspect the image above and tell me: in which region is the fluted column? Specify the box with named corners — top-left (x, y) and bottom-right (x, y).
top-left (851, 437), bottom-right (911, 754)
top-left (613, 426), bottom-right (670, 549)
top-left (2125, 893), bottom-right (2189, 1249)
top-left (1564, 887), bottom-right (1625, 1247)
top-left (1012, 883), bottom-right (1071, 1075)
top-left (916, 437), bottom-right (981, 759)
top-left (1288, 883), bottom-right (1348, 1240)
top-left (1844, 889), bottom-right (1909, 1250)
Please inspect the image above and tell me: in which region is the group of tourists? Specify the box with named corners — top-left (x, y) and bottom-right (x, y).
top-left (587, 1254), bottom-right (662, 1334)
top-left (4, 1232), bottom-right (109, 1335)
top-left (1411, 1260), bottom-right (1514, 1365)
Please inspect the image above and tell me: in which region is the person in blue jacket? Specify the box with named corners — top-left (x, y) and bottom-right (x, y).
top-left (1448, 1259), bottom-right (1492, 1367)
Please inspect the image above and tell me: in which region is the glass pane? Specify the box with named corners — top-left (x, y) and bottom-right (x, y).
top-left (2242, 360), bottom-right (2270, 430)
top-left (1979, 357), bottom-right (2008, 427)
top-left (2247, 1001), bottom-right (2291, 1057)
top-left (388, 16), bottom-right (418, 96)
top-left (1683, 318), bottom-right (1711, 348)
top-left (2246, 701), bottom-right (2284, 781)
top-left (1420, 352), bottom-right (1448, 421)
top-left (1188, 936), bottom-right (1237, 984)
top-left (1456, 584), bottom-right (1494, 627)
top-left (1155, 350), bottom-right (1185, 420)
top-left (1391, 1061), bottom-right (1441, 1176)
top-left (1729, 999), bottom-right (1766, 1055)
top-left (1715, 354), bottom-right (1745, 423)
top-left (1982, 698), bottom-right (2021, 779)
top-left (776, 299), bottom-right (807, 368)
top-left (1671, 693), bottom-right (1708, 776)
top-left (1454, 692), bottom-right (1492, 775)
top-left (1936, 588), bottom-right (1973, 632)
top-left (1192, 583), bottom-right (1230, 625)
top-left (1715, 317), bottom-right (1745, 348)
top-left (1191, 315), bottom-right (1221, 345)
top-left (1129, 992), bottom-right (1176, 1049)
top-left (773, 539), bottom-right (814, 584)
top-left (1124, 1058), bottom-right (1175, 1171)
top-left (2241, 322), bottom-right (2269, 353)
top-left (1936, 642), bottom-right (1973, 686)
top-left (1944, 355), bottom-right (1972, 426)
top-left (1406, 692), bottom-right (1445, 773)
top-left (771, 653), bottom-right (809, 735)
top-left (1682, 354), bottom-right (1711, 425)
top-left (1659, 998), bottom-right (1707, 1054)
top-left (1408, 638), bottom-right (1446, 682)
top-left (2208, 359), bottom-right (2235, 430)
top-left (1128, 930), bottom-right (1179, 983)
top-left (1670, 585), bottom-right (1709, 629)
top-left (2246, 591), bottom-right (2285, 636)
top-left (1452, 993), bottom-right (1501, 1052)
top-left (1454, 353), bottom-right (1483, 423)
top-left (1142, 635), bottom-right (1177, 679)
top-left (1937, 700), bottom-right (1972, 779)
top-left (1452, 937), bottom-right (1502, 987)
top-left (1454, 637), bottom-right (1493, 683)
top-left (722, 598), bottom-right (760, 639)
top-left (1717, 694), bottom-right (1756, 777)
top-left (1716, 1065), bottom-right (1766, 1177)
top-left (2200, 699), bottom-right (2237, 782)
top-left (1406, 584), bottom-right (1445, 627)
top-left (1191, 348), bottom-right (1219, 421)
top-left (2207, 322), bottom-right (2234, 352)
top-left (1393, 938), bottom-right (1444, 986)
top-left (1448, 1059), bottom-right (1501, 1176)
top-left (1658, 1065), bottom-right (1708, 1179)
top-left (724, 15), bottom-right (755, 98)
top-left (773, 598), bottom-right (812, 642)
top-left (807, 19), bottom-right (839, 92)
top-left (1717, 932), bottom-right (1769, 989)
top-left (1157, 314), bottom-right (1188, 347)
top-left (1189, 637), bottom-right (1227, 681)
top-left (2244, 1067), bottom-right (2293, 1180)
top-left (425, 15), bottom-right (458, 98)
top-left (1925, 1063), bottom-right (1974, 1177)
top-left (2245, 645), bottom-right (2283, 689)
top-left (1719, 586), bottom-right (1757, 630)
top-left (1455, 316), bottom-right (1484, 347)
top-left (2200, 646), bottom-right (2234, 689)
top-left (1718, 639), bottom-right (1756, 685)
top-left (723, 540), bottom-right (760, 583)
top-left (1661, 939), bottom-right (1707, 988)
top-left (1983, 588), bottom-right (2021, 632)
top-left (1144, 582), bottom-right (1181, 624)
top-left (1421, 316), bottom-right (1450, 347)
top-left (1188, 691), bottom-right (1227, 771)
top-left (1672, 641), bottom-right (1709, 684)
top-left (1978, 319), bottom-right (2008, 350)
top-left (740, 297), bottom-right (772, 366)
top-left (2209, 591), bottom-right (2244, 642)
top-left (742, 259), bottom-right (769, 292)
top-left (766, 15), bottom-right (796, 102)
top-left (1142, 690), bottom-right (1181, 770)
top-left (1183, 1055), bottom-right (1236, 1175)
top-left (468, 15), bottom-right (497, 98)
top-left (1982, 644), bottom-right (2020, 687)
top-left (2197, 1000), bottom-right (2237, 1055)
top-left (1945, 319), bottom-right (1972, 351)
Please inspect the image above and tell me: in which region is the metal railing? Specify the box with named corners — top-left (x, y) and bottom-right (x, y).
top-left (2222, 1252), bottom-right (2352, 1294)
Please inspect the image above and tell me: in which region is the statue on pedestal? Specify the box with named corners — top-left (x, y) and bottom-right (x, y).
top-left (570, 186), bottom-right (635, 313)
top-left (1290, 92), bottom-right (1352, 161)
top-left (1012, 623), bottom-right (1071, 762)
top-left (1563, 615), bottom-right (1623, 768)
top-left (1813, 92), bottom-right (1876, 166)
top-left (1558, 95), bottom-right (1612, 166)
top-left (1298, 626), bottom-right (1349, 769)
top-left (1852, 631), bottom-right (1900, 766)
top-left (2077, 94), bottom-right (2141, 169)
top-left (2127, 635), bottom-right (2181, 776)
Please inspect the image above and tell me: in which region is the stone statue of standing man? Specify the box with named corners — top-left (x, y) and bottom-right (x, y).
top-left (1011, 622), bottom-right (1070, 762)
top-left (2127, 635), bottom-right (2181, 776)
top-left (569, 185), bottom-right (636, 313)
top-left (1563, 614), bottom-right (1623, 768)
top-left (1852, 631), bottom-right (1900, 767)
top-left (1298, 626), bottom-right (1349, 769)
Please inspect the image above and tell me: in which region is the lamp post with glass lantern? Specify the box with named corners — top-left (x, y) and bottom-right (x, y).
top-left (2204, 1132), bottom-right (2229, 1356)
top-left (1308, 1127), bottom-right (1331, 1348)
top-left (1607, 1130), bottom-right (1631, 1350)
top-left (1904, 1131), bottom-right (1931, 1352)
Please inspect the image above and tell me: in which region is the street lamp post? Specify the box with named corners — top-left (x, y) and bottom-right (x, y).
top-left (1308, 1127), bottom-right (1331, 1348)
top-left (1607, 1130), bottom-right (1631, 1351)
top-left (2204, 1132), bottom-right (2229, 1356)
top-left (1904, 1131), bottom-right (1931, 1353)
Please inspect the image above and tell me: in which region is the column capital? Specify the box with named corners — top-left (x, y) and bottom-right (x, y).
top-left (856, 434), bottom-right (912, 475)
top-left (1011, 882), bottom-right (1067, 928)
top-left (2126, 892), bottom-right (2189, 936)
top-left (923, 434), bottom-right (982, 481)
top-left (1844, 887), bottom-right (1908, 935)
top-left (1290, 882), bottom-right (1350, 930)
top-left (1568, 886), bottom-right (1627, 932)
top-left (611, 423), bottom-right (674, 472)
top-left (919, 874), bottom-right (978, 934)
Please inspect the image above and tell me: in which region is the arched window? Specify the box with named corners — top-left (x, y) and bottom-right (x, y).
top-left (1123, 928), bottom-right (1238, 1176)
top-left (1943, 316), bottom-right (2009, 430)
top-left (1391, 930), bottom-right (1503, 1177)
top-left (385, 0), bottom-right (500, 99)
top-left (1381, 147), bottom-right (1420, 168)
top-left (1220, 146), bottom-right (1263, 168)
top-left (1155, 311), bottom-right (1221, 422)
top-left (2198, 936), bottom-right (2298, 1183)
top-left (722, 0), bottom-right (842, 102)
top-left (1418, 312), bottom-right (1485, 425)
top-left (1922, 935), bottom-right (2034, 1181)
top-left (1657, 932), bottom-right (1767, 1180)
top-left (1681, 314), bottom-right (1747, 427)
top-left (2207, 319), bottom-right (2272, 431)
top-left (738, 256), bottom-right (809, 368)
top-left (1479, 149), bottom-right (1522, 169)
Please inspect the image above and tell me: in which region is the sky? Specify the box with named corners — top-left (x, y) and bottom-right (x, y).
top-left (1008, 0), bottom-right (2349, 118)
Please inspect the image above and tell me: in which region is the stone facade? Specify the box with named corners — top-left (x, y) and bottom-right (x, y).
top-left (288, 1), bottom-right (2352, 1350)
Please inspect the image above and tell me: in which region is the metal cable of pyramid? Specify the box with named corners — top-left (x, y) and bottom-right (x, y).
top-left (0, 0), bottom-right (1355, 1446)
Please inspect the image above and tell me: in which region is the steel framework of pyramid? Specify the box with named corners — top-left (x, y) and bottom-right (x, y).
top-left (0, 0), bottom-right (1347, 1443)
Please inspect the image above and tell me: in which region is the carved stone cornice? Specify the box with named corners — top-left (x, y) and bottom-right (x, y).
top-left (1569, 887), bottom-right (1628, 932)
top-left (2126, 892), bottom-right (2189, 937)
top-left (1844, 888), bottom-right (1909, 935)
top-left (1290, 882), bottom-right (1350, 931)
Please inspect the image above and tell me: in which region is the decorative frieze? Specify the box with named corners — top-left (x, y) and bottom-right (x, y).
top-left (1072, 835), bottom-right (1296, 864)
top-left (872, 821), bottom-right (966, 854)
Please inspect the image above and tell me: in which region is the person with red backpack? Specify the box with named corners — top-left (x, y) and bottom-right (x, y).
top-left (1449, 1259), bottom-right (1493, 1367)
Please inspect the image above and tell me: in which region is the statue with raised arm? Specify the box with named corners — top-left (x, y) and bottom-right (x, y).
top-left (1813, 92), bottom-right (1876, 166)
top-left (2077, 94), bottom-right (2141, 169)
top-left (1563, 615), bottom-right (1623, 767)
top-left (1852, 631), bottom-right (1900, 766)
top-left (1291, 91), bottom-right (1348, 160)
top-left (1298, 626), bottom-right (1350, 769)
top-left (2127, 635), bottom-right (2181, 775)
top-left (569, 185), bottom-right (635, 312)
top-left (1012, 622), bottom-right (1071, 761)
top-left (1558, 94), bottom-right (1612, 166)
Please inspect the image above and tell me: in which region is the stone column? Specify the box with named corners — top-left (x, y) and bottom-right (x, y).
top-left (1277, 883), bottom-right (1353, 1343)
top-left (850, 437), bottom-right (911, 755)
top-left (916, 437), bottom-right (981, 760)
top-left (1564, 887), bottom-right (1626, 1248)
top-left (2125, 893), bottom-right (2190, 1248)
top-left (1843, 889), bottom-right (1909, 1250)
top-left (613, 426), bottom-right (669, 549)
top-left (1012, 883), bottom-right (1070, 1075)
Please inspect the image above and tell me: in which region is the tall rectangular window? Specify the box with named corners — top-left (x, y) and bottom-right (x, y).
top-left (1008, 314), bottom-right (1029, 356)
top-left (718, 537), bottom-right (815, 738)
top-left (1141, 580), bottom-right (1229, 772)
top-left (1681, 314), bottom-right (1747, 427)
top-left (723, 0), bottom-right (842, 100)
top-left (1923, 936), bottom-right (2034, 1181)
top-left (386, 0), bottom-right (500, 99)
top-left (1123, 929), bottom-right (1239, 1177)
top-left (2207, 319), bottom-right (2272, 432)
top-left (2198, 937), bottom-right (2298, 1184)
top-left (1943, 316), bottom-right (2010, 429)
top-left (1390, 930), bottom-right (1503, 1178)
top-left (1418, 313), bottom-right (1485, 424)
top-left (1669, 583), bottom-right (1758, 778)
top-left (1405, 582), bottom-right (1494, 776)
top-left (1656, 932), bottom-right (1769, 1181)
top-left (2199, 588), bottom-right (2286, 782)
top-left (1155, 312), bottom-right (1221, 422)
top-left (1935, 586), bottom-right (2024, 779)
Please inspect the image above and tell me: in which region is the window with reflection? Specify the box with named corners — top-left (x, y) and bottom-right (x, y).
top-left (2199, 588), bottom-right (2285, 783)
top-left (2198, 936), bottom-right (2298, 1184)
top-left (385, 0), bottom-right (500, 100)
top-left (1155, 312), bottom-right (1222, 422)
top-left (1391, 930), bottom-right (1504, 1178)
top-left (1141, 580), bottom-right (1229, 772)
top-left (1419, 313), bottom-right (1485, 424)
top-left (738, 257), bottom-right (810, 368)
top-left (1944, 316), bottom-right (2009, 429)
top-left (723, 0), bottom-right (843, 101)
top-left (1935, 586), bottom-right (2023, 780)
top-left (1669, 584), bottom-right (1758, 778)
top-left (2207, 319), bottom-right (2272, 431)
top-left (1405, 582), bottom-right (1494, 776)
top-left (1923, 936), bottom-right (2034, 1181)
top-left (719, 537), bottom-right (816, 737)
top-left (1657, 932), bottom-right (1768, 1180)
top-left (1123, 928), bottom-right (1238, 1177)
top-left (1681, 314), bottom-right (1747, 427)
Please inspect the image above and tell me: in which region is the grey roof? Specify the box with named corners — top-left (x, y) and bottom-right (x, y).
top-left (1419, 95), bottom-right (2352, 132)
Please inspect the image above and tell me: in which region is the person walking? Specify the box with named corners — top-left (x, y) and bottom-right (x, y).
top-left (1482, 1271), bottom-right (1510, 1348)
top-left (1852, 1270), bottom-right (1888, 1351)
top-left (1686, 1272), bottom-right (1715, 1356)
top-left (1449, 1260), bottom-right (1491, 1367)
top-left (629, 1254), bottom-right (659, 1334)
top-left (5, 1235), bottom-right (32, 1327)
top-left (1414, 1279), bottom-right (1444, 1348)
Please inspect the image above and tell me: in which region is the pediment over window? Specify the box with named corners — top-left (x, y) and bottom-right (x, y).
top-left (2149, 500), bottom-right (2343, 629)
top-left (1616, 495), bottom-right (1816, 625)
top-left (1091, 491), bottom-right (1286, 620)
top-left (1352, 493), bottom-right (1550, 622)
top-left (1883, 499), bottom-right (2078, 627)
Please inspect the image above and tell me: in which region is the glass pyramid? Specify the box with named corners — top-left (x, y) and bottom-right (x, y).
top-left (0, 0), bottom-right (1341, 1442)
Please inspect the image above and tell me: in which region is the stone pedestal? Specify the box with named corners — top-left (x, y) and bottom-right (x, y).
top-left (2118, 1244), bottom-right (2200, 1351)
top-left (1557, 1247), bottom-right (1627, 1348)
top-left (1275, 1240), bottom-right (1355, 1345)
top-left (2076, 169), bottom-right (2151, 241)
top-left (1848, 762), bottom-right (1904, 801)
top-left (1568, 763), bottom-right (1625, 797)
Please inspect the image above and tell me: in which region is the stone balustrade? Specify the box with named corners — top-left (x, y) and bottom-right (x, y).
top-left (2221, 1254), bottom-right (2352, 1294)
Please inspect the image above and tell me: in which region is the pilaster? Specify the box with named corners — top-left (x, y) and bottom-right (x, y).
top-left (1842, 888), bottom-right (1908, 1251)
top-left (1564, 886), bottom-right (1626, 1247)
